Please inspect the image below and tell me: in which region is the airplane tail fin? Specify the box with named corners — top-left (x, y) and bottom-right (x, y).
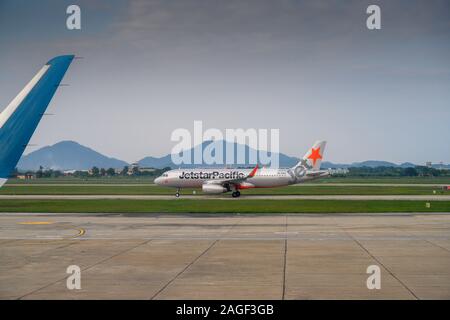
top-left (293, 140), bottom-right (327, 171)
top-left (0, 55), bottom-right (74, 187)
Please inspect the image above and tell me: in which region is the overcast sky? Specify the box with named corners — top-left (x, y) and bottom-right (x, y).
top-left (0, 0), bottom-right (449, 164)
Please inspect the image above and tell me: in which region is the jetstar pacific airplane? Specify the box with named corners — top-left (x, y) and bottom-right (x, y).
top-left (0, 55), bottom-right (74, 188)
top-left (154, 141), bottom-right (328, 197)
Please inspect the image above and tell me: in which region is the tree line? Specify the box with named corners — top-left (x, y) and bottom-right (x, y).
top-left (14, 166), bottom-right (172, 178)
top-left (345, 166), bottom-right (450, 177)
top-left (14, 165), bottom-right (449, 179)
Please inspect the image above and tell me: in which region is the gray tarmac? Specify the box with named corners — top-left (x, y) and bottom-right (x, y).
top-left (1, 212), bottom-right (450, 299)
top-left (1, 194), bottom-right (450, 200)
top-left (5, 183), bottom-right (450, 187)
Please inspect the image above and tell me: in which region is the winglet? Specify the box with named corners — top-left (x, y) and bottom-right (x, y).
top-left (248, 164), bottom-right (258, 178)
top-left (0, 55), bottom-right (74, 184)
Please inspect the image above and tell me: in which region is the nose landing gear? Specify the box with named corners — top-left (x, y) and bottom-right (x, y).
top-left (175, 188), bottom-right (180, 198)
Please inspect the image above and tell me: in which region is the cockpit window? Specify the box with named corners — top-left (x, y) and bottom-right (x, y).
top-left (162, 173), bottom-right (168, 177)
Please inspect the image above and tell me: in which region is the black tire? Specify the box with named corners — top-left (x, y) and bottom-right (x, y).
top-left (175, 193), bottom-right (180, 198)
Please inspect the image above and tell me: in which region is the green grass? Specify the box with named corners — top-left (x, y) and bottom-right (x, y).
top-left (0, 199), bottom-right (449, 213)
top-left (6, 176), bottom-right (154, 184)
top-left (312, 177), bottom-right (450, 184)
top-left (0, 185), bottom-right (167, 195)
top-left (7, 176), bottom-right (450, 185)
top-left (0, 185), bottom-right (448, 195)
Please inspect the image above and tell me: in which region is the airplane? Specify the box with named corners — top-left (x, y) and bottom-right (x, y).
top-left (0, 55), bottom-right (75, 188)
top-left (154, 141), bottom-right (329, 197)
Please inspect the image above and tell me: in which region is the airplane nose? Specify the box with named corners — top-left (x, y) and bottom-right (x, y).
top-left (154, 177), bottom-right (162, 185)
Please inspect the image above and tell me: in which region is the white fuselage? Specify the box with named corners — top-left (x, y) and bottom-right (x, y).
top-left (154, 167), bottom-right (316, 190)
top-left (153, 141), bottom-right (328, 196)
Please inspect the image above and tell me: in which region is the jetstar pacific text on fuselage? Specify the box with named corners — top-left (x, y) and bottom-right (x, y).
top-left (179, 171), bottom-right (246, 180)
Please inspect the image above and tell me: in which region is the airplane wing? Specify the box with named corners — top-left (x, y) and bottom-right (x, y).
top-left (0, 55), bottom-right (74, 187)
top-left (203, 165), bottom-right (258, 187)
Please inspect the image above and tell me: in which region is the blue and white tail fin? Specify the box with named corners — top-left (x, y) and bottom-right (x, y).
top-left (0, 55), bottom-right (74, 187)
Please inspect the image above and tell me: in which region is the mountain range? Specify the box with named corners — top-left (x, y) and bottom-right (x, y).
top-left (16, 140), bottom-right (449, 171)
top-left (17, 141), bottom-right (128, 171)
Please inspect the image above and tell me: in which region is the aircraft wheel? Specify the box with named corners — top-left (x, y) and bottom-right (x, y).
top-left (232, 191), bottom-right (241, 198)
top-left (175, 192), bottom-right (180, 198)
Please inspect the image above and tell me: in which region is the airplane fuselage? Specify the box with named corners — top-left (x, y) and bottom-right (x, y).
top-left (155, 167), bottom-right (323, 189)
top-left (154, 141), bottom-right (328, 197)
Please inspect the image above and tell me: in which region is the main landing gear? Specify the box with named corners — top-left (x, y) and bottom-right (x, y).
top-left (231, 191), bottom-right (241, 198)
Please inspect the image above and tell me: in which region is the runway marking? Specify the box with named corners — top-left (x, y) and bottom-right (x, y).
top-left (74, 228), bottom-right (85, 238)
top-left (16, 220), bottom-right (86, 239)
top-left (18, 221), bottom-right (54, 225)
top-left (3, 235), bottom-right (450, 241)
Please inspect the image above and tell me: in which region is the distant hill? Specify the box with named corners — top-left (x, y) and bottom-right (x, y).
top-left (16, 140), bottom-right (449, 171)
top-left (321, 160), bottom-right (418, 169)
top-left (138, 141), bottom-right (450, 169)
top-left (17, 141), bottom-right (128, 171)
top-left (138, 154), bottom-right (176, 169)
top-left (138, 140), bottom-right (299, 168)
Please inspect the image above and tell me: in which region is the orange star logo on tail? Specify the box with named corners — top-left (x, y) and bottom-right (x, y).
top-left (307, 147), bottom-right (322, 166)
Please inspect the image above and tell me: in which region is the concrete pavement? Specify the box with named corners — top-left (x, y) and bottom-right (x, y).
top-left (1, 213), bottom-right (449, 299)
top-left (1, 194), bottom-right (450, 200)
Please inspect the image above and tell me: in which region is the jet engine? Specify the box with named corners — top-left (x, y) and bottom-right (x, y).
top-left (202, 184), bottom-right (227, 194)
